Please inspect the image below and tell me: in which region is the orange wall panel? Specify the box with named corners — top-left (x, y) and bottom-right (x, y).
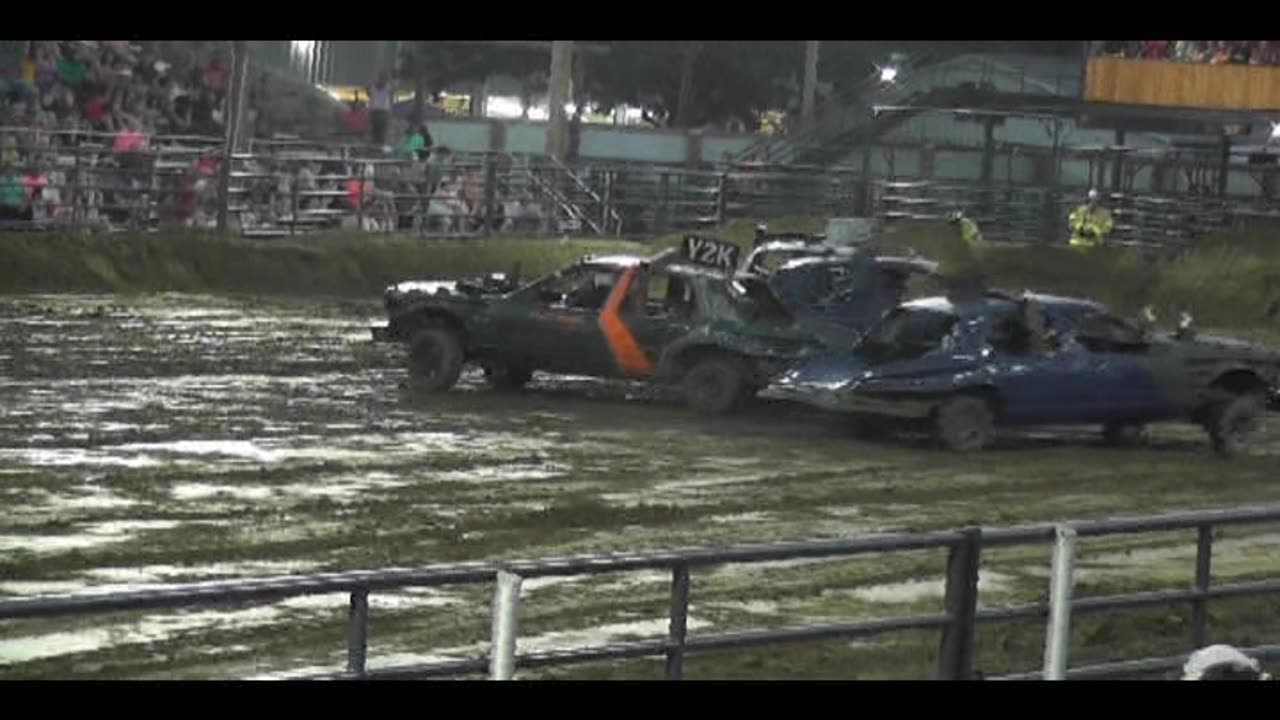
top-left (1085, 58), bottom-right (1280, 111)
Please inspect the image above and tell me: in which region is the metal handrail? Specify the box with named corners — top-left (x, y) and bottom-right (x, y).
top-left (3, 503), bottom-right (1279, 680)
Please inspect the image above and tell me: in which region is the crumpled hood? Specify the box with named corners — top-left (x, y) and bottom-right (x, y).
top-left (1184, 333), bottom-right (1280, 360)
top-left (773, 350), bottom-right (870, 389)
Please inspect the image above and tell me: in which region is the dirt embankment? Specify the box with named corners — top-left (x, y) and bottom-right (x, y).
top-left (2, 221), bottom-right (1278, 331)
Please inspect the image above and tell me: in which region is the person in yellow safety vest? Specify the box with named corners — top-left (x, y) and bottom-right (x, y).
top-left (950, 210), bottom-right (986, 251)
top-left (945, 210), bottom-right (987, 298)
top-left (1068, 189), bottom-right (1114, 249)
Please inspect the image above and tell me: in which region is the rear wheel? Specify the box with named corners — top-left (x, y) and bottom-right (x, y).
top-left (933, 394), bottom-right (996, 452)
top-left (683, 355), bottom-right (746, 416)
top-left (1102, 421), bottom-right (1147, 447)
top-left (1206, 392), bottom-right (1265, 458)
top-left (407, 327), bottom-right (464, 392)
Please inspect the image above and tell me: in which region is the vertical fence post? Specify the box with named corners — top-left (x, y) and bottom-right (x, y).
top-left (489, 569), bottom-right (523, 680)
top-left (346, 588), bottom-right (369, 675)
top-left (70, 147), bottom-right (83, 229)
top-left (356, 162), bottom-right (366, 232)
top-left (289, 167), bottom-right (299, 237)
top-left (714, 172), bottom-right (728, 227)
top-left (665, 564), bottom-right (691, 680)
top-left (146, 151), bottom-right (159, 231)
top-left (1042, 524), bottom-right (1078, 680)
top-left (482, 154), bottom-right (497, 237)
top-left (937, 528), bottom-right (982, 680)
top-left (602, 170), bottom-right (615, 235)
top-left (1191, 524), bottom-right (1214, 650)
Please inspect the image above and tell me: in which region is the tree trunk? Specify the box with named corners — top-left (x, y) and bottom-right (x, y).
top-left (546, 41), bottom-right (574, 162)
top-left (410, 43), bottom-right (427, 127)
top-left (674, 42), bottom-right (701, 129)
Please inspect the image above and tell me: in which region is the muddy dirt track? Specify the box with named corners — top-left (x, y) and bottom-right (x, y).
top-left (1, 294), bottom-right (1279, 679)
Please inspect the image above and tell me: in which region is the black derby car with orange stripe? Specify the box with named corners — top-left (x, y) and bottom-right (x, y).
top-left (371, 239), bottom-right (833, 415)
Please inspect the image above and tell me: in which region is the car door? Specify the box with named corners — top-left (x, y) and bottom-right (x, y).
top-left (1066, 313), bottom-right (1175, 421)
top-left (985, 324), bottom-right (1102, 424)
top-left (857, 307), bottom-right (981, 389)
top-left (613, 267), bottom-right (693, 378)
top-left (488, 264), bottom-right (618, 376)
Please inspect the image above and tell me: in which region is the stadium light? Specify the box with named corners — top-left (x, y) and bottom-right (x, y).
top-left (878, 65), bottom-right (899, 85)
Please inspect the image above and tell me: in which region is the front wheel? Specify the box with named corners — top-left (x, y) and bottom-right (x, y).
top-left (933, 394), bottom-right (996, 452)
top-left (1206, 393), bottom-right (1266, 458)
top-left (407, 327), bottom-right (464, 392)
top-left (683, 356), bottom-right (746, 416)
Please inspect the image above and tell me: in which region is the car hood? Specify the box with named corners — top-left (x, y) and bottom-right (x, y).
top-left (1181, 333), bottom-right (1280, 360)
top-left (772, 350), bottom-right (871, 389)
top-left (386, 273), bottom-right (518, 306)
top-left (389, 280), bottom-right (460, 297)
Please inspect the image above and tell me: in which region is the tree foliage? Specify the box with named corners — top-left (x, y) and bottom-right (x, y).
top-left (394, 41), bottom-right (1017, 130)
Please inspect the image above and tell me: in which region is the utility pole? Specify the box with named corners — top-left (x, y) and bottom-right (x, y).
top-left (546, 41), bottom-right (574, 161)
top-left (802, 41), bottom-right (820, 121)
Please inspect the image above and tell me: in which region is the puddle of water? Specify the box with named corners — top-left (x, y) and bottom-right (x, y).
top-left (171, 483), bottom-right (276, 502)
top-left (0, 448), bottom-right (165, 469)
top-left (0, 520), bottom-right (180, 556)
top-left (833, 570), bottom-right (1015, 605)
top-left (706, 512), bottom-right (776, 525)
top-left (435, 462), bottom-right (569, 485)
top-left (710, 599), bottom-right (785, 617)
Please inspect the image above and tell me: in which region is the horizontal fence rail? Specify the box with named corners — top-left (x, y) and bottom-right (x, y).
top-left (3, 127), bottom-right (1279, 245)
top-left (2, 504), bottom-right (1280, 680)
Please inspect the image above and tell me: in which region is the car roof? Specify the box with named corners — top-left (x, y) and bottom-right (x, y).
top-left (581, 254), bottom-right (648, 269)
top-left (772, 253), bottom-right (939, 276)
top-left (901, 291), bottom-right (1106, 319)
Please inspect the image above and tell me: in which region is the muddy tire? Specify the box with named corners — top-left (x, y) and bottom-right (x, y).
top-left (1102, 421), bottom-right (1147, 447)
top-left (407, 327), bottom-right (464, 392)
top-left (933, 393), bottom-right (996, 452)
top-left (683, 355), bottom-right (746, 416)
top-left (484, 361), bottom-right (533, 391)
top-left (1206, 392), bottom-right (1265, 458)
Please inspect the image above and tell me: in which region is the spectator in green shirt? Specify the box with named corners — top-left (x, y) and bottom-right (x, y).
top-left (399, 123), bottom-right (433, 161)
top-left (0, 165), bottom-right (31, 223)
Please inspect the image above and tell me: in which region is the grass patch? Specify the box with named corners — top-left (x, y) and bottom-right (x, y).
top-left (5, 220), bottom-right (1279, 331)
top-left (0, 231), bottom-right (651, 297)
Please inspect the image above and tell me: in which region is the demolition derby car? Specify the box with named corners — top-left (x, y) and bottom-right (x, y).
top-left (763, 291), bottom-right (1280, 456)
top-left (372, 235), bottom-right (833, 415)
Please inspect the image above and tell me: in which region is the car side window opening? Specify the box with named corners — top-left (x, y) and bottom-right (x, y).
top-left (859, 308), bottom-right (958, 364)
top-left (535, 267), bottom-right (620, 311)
top-left (1074, 312), bottom-right (1150, 354)
top-left (634, 272), bottom-right (697, 320)
top-left (988, 302), bottom-right (1056, 356)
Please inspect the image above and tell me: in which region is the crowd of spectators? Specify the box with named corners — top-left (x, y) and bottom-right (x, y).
top-left (234, 144), bottom-right (548, 235)
top-left (0, 41), bottom-right (553, 233)
top-left (0, 41), bottom-right (250, 138)
top-left (0, 41), bottom-right (276, 228)
top-left (1099, 41), bottom-right (1280, 66)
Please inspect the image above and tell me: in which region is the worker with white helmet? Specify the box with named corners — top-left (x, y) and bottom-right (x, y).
top-left (948, 209), bottom-right (985, 252)
top-left (1067, 189), bottom-right (1114, 249)
top-left (941, 209), bottom-right (987, 298)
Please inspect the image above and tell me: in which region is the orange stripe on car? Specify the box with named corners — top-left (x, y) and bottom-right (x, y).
top-left (599, 267), bottom-right (655, 377)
